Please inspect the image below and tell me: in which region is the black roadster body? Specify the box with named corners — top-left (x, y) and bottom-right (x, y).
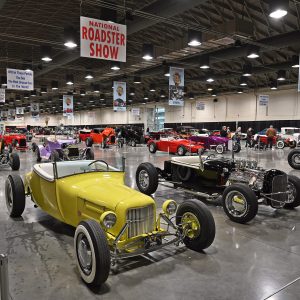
top-left (136, 155), bottom-right (300, 223)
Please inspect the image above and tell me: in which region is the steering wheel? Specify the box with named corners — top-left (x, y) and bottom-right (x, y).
top-left (206, 154), bottom-right (216, 160)
top-left (88, 159), bottom-right (109, 171)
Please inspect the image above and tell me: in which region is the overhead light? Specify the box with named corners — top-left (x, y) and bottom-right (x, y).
top-left (80, 89), bottom-right (86, 96)
top-left (24, 93), bottom-right (29, 99)
top-left (247, 46), bottom-right (260, 59)
top-left (242, 63), bottom-right (252, 76)
top-left (15, 95), bottom-right (21, 101)
top-left (41, 45), bottom-right (52, 62)
top-left (206, 77), bottom-right (214, 83)
top-left (237, 89), bottom-right (244, 94)
top-left (93, 84), bottom-right (100, 93)
top-left (277, 70), bottom-right (286, 81)
top-left (66, 74), bottom-right (74, 85)
top-left (149, 84), bottom-right (156, 92)
top-left (188, 92), bottom-right (195, 100)
top-left (31, 90), bottom-right (37, 97)
top-left (133, 76), bottom-right (141, 84)
top-left (200, 56), bottom-right (210, 69)
top-left (41, 86), bottom-right (47, 94)
top-left (211, 90), bottom-right (217, 97)
top-left (59, 95), bottom-right (63, 100)
top-left (270, 80), bottom-right (278, 90)
top-left (188, 29), bottom-right (202, 47)
top-left (183, 86), bottom-right (188, 95)
top-left (163, 62), bottom-right (170, 77)
top-left (51, 80), bottom-right (58, 90)
top-left (64, 26), bottom-right (77, 48)
top-left (111, 61), bottom-right (120, 70)
top-left (129, 87), bottom-right (135, 96)
top-left (240, 76), bottom-right (248, 86)
top-left (292, 55), bottom-right (299, 68)
top-left (207, 86), bottom-right (213, 91)
top-left (85, 70), bottom-right (94, 79)
top-left (269, 0), bottom-right (288, 19)
top-left (1, 76), bottom-right (7, 87)
top-left (144, 94), bottom-right (149, 100)
top-left (142, 43), bottom-right (154, 60)
top-left (89, 97), bottom-right (94, 103)
top-left (100, 94), bottom-right (105, 100)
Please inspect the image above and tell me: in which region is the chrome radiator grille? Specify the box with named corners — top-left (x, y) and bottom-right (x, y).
top-left (271, 174), bottom-right (288, 208)
top-left (127, 205), bottom-right (154, 238)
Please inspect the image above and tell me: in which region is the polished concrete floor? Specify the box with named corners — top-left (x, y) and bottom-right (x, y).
top-left (0, 144), bottom-right (300, 300)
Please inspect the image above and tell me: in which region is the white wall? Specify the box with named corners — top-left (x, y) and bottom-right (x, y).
top-left (4, 87), bottom-right (300, 127)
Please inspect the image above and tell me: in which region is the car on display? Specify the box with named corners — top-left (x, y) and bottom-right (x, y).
top-left (78, 129), bottom-right (92, 142)
top-left (0, 132), bottom-right (28, 151)
top-left (136, 155), bottom-right (300, 224)
top-left (123, 126), bottom-right (145, 147)
top-left (0, 139), bottom-right (20, 170)
top-left (145, 128), bottom-right (176, 142)
top-left (276, 127), bottom-right (300, 149)
top-left (5, 159), bottom-right (216, 287)
top-left (148, 136), bottom-right (204, 156)
top-left (34, 137), bottom-right (94, 162)
top-left (85, 127), bottom-right (115, 148)
top-left (287, 149), bottom-right (300, 169)
top-left (253, 134), bottom-right (278, 150)
top-left (189, 130), bottom-right (241, 154)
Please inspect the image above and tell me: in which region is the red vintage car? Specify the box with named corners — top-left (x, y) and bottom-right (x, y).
top-left (85, 128), bottom-right (116, 147)
top-left (78, 129), bottom-right (91, 142)
top-left (0, 133), bottom-right (28, 151)
top-left (147, 136), bottom-right (204, 156)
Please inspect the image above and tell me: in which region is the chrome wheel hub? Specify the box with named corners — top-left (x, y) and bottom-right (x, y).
top-left (139, 170), bottom-right (149, 189)
top-left (287, 183), bottom-right (296, 203)
top-left (292, 154), bottom-right (300, 165)
top-left (225, 191), bottom-right (248, 217)
top-left (77, 233), bottom-right (92, 275)
top-left (6, 180), bottom-right (13, 208)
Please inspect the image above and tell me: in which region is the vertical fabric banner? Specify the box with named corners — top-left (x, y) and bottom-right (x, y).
top-left (7, 108), bottom-right (16, 121)
top-left (16, 107), bottom-right (24, 121)
top-left (0, 89), bottom-right (5, 103)
top-left (196, 101), bottom-right (205, 110)
top-left (113, 81), bottom-right (126, 111)
top-left (31, 103), bottom-right (40, 119)
top-left (169, 67), bottom-right (184, 106)
top-left (298, 54), bottom-right (300, 92)
top-left (63, 95), bottom-right (74, 117)
top-left (1, 110), bottom-right (7, 121)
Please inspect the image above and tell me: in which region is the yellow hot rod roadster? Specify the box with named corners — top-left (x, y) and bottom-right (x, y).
top-left (5, 159), bottom-right (215, 287)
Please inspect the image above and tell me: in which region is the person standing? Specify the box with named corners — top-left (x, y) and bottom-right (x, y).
top-left (246, 127), bottom-right (253, 148)
top-left (234, 127), bottom-right (242, 144)
top-left (266, 125), bottom-right (277, 149)
top-left (220, 126), bottom-right (227, 137)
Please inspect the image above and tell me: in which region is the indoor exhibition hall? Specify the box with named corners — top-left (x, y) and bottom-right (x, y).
top-left (0, 0), bottom-right (300, 299)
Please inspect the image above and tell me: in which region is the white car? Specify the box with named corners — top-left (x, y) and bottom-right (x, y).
top-left (277, 127), bottom-right (300, 148)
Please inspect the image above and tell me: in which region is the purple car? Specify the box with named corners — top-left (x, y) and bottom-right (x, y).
top-left (35, 137), bottom-right (94, 162)
top-left (189, 130), bottom-right (241, 154)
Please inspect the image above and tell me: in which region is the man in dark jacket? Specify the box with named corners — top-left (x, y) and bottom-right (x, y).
top-left (220, 126), bottom-right (227, 138)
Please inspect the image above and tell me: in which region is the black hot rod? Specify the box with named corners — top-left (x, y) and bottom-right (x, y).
top-left (136, 154), bottom-right (300, 223)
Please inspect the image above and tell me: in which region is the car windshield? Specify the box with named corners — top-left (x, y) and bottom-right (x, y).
top-left (55, 160), bottom-right (122, 178)
top-left (285, 128), bottom-right (300, 134)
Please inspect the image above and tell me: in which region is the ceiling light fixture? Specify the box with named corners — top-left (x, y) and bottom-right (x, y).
top-left (269, 0), bottom-right (288, 19)
top-left (129, 87), bottom-right (135, 96)
top-left (188, 92), bottom-right (195, 100)
top-left (199, 56), bottom-right (210, 69)
top-left (41, 86), bottom-right (47, 94)
top-left (207, 86), bottom-right (213, 91)
top-left (51, 80), bottom-right (58, 90)
top-left (100, 94), bottom-right (105, 100)
top-left (142, 43), bottom-right (154, 60)
top-left (93, 84), bottom-right (100, 93)
top-left (160, 90), bottom-right (166, 98)
top-left (242, 63), bottom-right (252, 76)
top-left (240, 76), bottom-right (248, 86)
top-left (211, 90), bottom-right (217, 97)
top-left (277, 70), bottom-right (286, 81)
top-left (31, 90), bottom-right (37, 97)
top-left (247, 46), bottom-right (260, 59)
top-left (111, 61), bottom-right (120, 70)
top-left (292, 55), bottom-right (299, 68)
top-left (188, 29), bottom-right (202, 47)
top-left (270, 80), bottom-right (278, 90)
top-left (149, 84), bottom-right (156, 92)
top-left (64, 26), bottom-right (78, 48)
top-left (85, 70), bottom-right (94, 79)
top-left (80, 89), bottom-right (86, 96)
top-left (41, 45), bottom-right (52, 62)
top-left (206, 77), bottom-right (214, 83)
top-left (66, 74), bottom-right (74, 85)
top-left (133, 76), bottom-right (141, 84)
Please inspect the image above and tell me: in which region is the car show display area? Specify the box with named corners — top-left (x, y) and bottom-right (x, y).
top-left (0, 144), bottom-right (299, 300)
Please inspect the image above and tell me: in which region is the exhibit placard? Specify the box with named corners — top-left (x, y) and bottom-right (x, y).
top-left (169, 67), bottom-right (184, 106)
top-left (7, 108), bottom-right (15, 121)
top-left (63, 95), bottom-right (74, 117)
top-left (80, 16), bottom-right (127, 62)
top-left (31, 102), bottom-right (39, 119)
top-left (259, 95), bottom-right (269, 106)
top-left (0, 111), bottom-right (7, 121)
top-left (132, 108), bottom-right (140, 116)
top-left (0, 89), bottom-right (5, 102)
top-left (16, 107), bottom-right (24, 121)
top-left (113, 81), bottom-right (126, 111)
top-left (196, 101), bottom-right (205, 110)
top-left (6, 68), bottom-right (34, 91)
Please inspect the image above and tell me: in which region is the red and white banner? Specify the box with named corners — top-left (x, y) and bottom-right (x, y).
top-left (80, 16), bottom-right (127, 62)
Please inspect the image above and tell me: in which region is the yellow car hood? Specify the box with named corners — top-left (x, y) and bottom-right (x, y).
top-left (57, 172), bottom-right (154, 211)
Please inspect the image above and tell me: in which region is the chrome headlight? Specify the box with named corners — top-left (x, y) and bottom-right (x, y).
top-left (63, 148), bottom-right (69, 155)
top-left (162, 200), bottom-right (177, 216)
top-left (100, 211), bottom-right (117, 229)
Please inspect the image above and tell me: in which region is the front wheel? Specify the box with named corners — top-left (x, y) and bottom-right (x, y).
top-left (216, 144), bottom-right (224, 154)
top-left (176, 200), bottom-right (215, 251)
top-left (288, 149), bottom-right (300, 170)
top-left (31, 142), bottom-right (37, 152)
top-left (136, 162), bottom-right (159, 195)
top-left (74, 220), bottom-right (110, 287)
top-left (148, 142), bottom-right (157, 154)
top-left (289, 141), bottom-right (297, 148)
top-left (177, 146), bottom-right (187, 156)
top-left (233, 143), bottom-right (241, 153)
top-left (222, 184), bottom-right (258, 224)
top-left (284, 175), bottom-right (300, 209)
top-left (85, 148), bottom-right (94, 160)
top-left (85, 137), bottom-right (93, 147)
top-left (9, 153), bottom-right (20, 170)
top-left (5, 175), bottom-right (25, 218)
top-left (276, 140), bottom-right (285, 149)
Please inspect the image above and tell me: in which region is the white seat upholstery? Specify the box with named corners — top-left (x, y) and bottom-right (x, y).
top-left (171, 156), bottom-right (207, 169)
top-left (34, 163), bottom-right (54, 181)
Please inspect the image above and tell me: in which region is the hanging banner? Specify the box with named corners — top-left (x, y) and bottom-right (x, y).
top-left (63, 95), bottom-right (74, 117)
top-left (132, 108), bottom-right (140, 116)
top-left (6, 68), bottom-right (34, 91)
top-left (298, 55), bottom-right (300, 92)
top-left (169, 67), bottom-right (184, 106)
top-left (1, 110), bottom-right (7, 121)
top-left (80, 16), bottom-right (127, 62)
top-left (259, 95), bottom-right (269, 106)
top-left (113, 81), bottom-right (126, 111)
top-left (7, 108), bottom-right (15, 121)
top-left (31, 103), bottom-right (40, 119)
top-left (16, 107), bottom-right (24, 121)
top-left (0, 88), bottom-right (5, 103)
top-left (196, 101), bottom-right (205, 110)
